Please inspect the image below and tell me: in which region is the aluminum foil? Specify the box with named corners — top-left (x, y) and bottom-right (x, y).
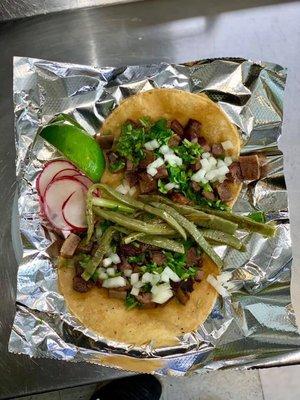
top-left (9, 56), bottom-right (300, 375)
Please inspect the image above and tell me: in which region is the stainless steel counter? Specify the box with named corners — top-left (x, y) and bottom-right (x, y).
top-left (1, 0), bottom-right (300, 398)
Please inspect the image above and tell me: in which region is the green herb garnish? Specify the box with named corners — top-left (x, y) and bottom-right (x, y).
top-left (109, 159), bottom-right (125, 173)
top-left (140, 262), bottom-right (164, 274)
top-left (125, 294), bottom-right (140, 309)
top-left (116, 122), bottom-right (145, 163)
top-left (165, 251), bottom-right (197, 280)
top-left (146, 118), bottom-right (173, 144)
top-left (128, 254), bottom-right (146, 264)
top-left (157, 179), bottom-right (168, 194)
top-left (248, 211), bottom-right (266, 223)
top-left (174, 139), bottom-right (203, 163)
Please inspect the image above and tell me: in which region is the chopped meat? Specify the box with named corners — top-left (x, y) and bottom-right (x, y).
top-left (198, 257), bottom-right (203, 269)
top-left (95, 134), bottom-right (114, 150)
top-left (119, 243), bottom-right (144, 256)
top-left (117, 256), bottom-right (133, 271)
top-left (175, 287), bottom-right (190, 305)
top-left (202, 190), bottom-right (215, 201)
top-left (180, 278), bottom-right (194, 293)
top-left (138, 150), bottom-right (156, 169)
top-left (107, 151), bottom-right (125, 172)
top-left (170, 192), bottom-right (191, 205)
top-left (125, 171), bottom-right (139, 187)
top-left (137, 293), bottom-right (156, 308)
top-left (198, 136), bottom-right (211, 152)
top-left (216, 180), bottom-right (234, 202)
top-left (184, 119), bottom-right (201, 142)
top-left (46, 238), bottom-right (63, 258)
top-left (211, 143), bottom-right (224, 157)
top-left (186, 247), bottom-right (201, 267)
top-left (151, 251), bottom-right (166, 266)
top-left (96, 279), bottom-right (103, 288)
top-left (154, 166), bottom-right (168, 179)
top-left (239, 154), bottom-right (260, 180)
top-left (227, 162), bottom-right (243, 183)
top-left (191, 181), bottom-right (201, 192)
top-left (170, 119), bottom-right (184, 137)
top-left (75, 262), bottom-right (84, 276)
top-left (76, 240), bottom-right (93, 254)
top-left (191, 157), bottom-right (202, 172)
top-left (126, 159), bottom-right (135, 171)
top-left (195, 269), bottom-right (205, 282)
top-left (60, 233), bottom-right (81, 259)
top-left (73, 276), bottom-right (94, 293)
top-left (168, 134), bottom-right (181, 147)
top-left (139, 172), bottom-right (157, 194)
top-left (108, 289), bottom-right (127, 300)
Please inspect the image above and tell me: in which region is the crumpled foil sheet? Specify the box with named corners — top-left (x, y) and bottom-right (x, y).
top-left (9, 56), bottom-right (300, 375)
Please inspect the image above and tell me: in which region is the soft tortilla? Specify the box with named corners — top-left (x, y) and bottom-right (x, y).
top-left (58, 255), bottom-right (219, 347)
top-left (59, 89), bottom-right (240, 347)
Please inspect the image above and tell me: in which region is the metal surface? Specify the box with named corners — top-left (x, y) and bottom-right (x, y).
top-left (0, 0), bottom-right (300, 398)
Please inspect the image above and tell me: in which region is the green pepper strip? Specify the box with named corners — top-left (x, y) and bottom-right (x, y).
top-left (92, 197), bottom-right (134, 213)
top-left (93, 184), bottom-right (187, 240)
top-left (123, 232), bottom-right (145, 244)
top-left (115, 227), bottom-right (185, 254)
top-left (93, 207), bottom-right (176, 236)
top-left (139, 195), bottom-right (237, 235)
top-left (85, 185), bottom-right (95, 244)
top-left (81, 226), bottom-right (116, 281)
top-left (200, 230), bottom-right (245, 251)
top-left (151, 202), bottom-right (223, 268)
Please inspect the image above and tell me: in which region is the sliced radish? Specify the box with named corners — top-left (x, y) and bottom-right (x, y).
top-left (36, 160), bottom-right (77, 199)
top-left (52, 168), bottom-right (80, 181)
top-left (44, 178), bottom-right (87, 231)
top-left (72, 174), bottom-right (93, 188)
top-left (62, 189), bottom-right (87, 230)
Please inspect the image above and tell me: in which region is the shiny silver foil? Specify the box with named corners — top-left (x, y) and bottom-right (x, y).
top-left (9, 56), bottom-right (300, 374)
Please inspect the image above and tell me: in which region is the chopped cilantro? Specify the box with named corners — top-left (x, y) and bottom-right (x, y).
top-left (139, 116), bottom-right (152, 128)
top-left (174, 139), bottom-right (203, 163)
top-left (202, 182), bottom-right (213, 193)
top-left (125, 294), bottom-right (140, 309)
top-left (145, 118), bottom-right (173, 145)
top-left (140, 262), bottom-right (163, 274)
top-left (158, 179), bottom-right (168, 194)
top-left (108, 159), bottom-right (125, 173)
top-left (167, 165), bottom-right (189, 189)
top-left (116, 122), bottom-right (145, 163)
top-left (128, 254), bottom-right (145, 264)
top-left (165, 252), bottom-right (197, 280)
top-left (248, 211), bottom-right (266, 223)
top-left (140, 283), bottom-right (152, 293)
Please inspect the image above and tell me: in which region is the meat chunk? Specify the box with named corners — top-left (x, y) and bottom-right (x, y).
top-left (125, 171), bottom-right (139, 187)
top-left (184, 119), bottom-right (201, 142)
top-left (227, 162), bottom-right (243, 183)
top-left (170, 192), bottom-right (191, 205)
top-left (239, 154), bottom-right (260, 180)
top-left (191, 157), bottom-right (202, 172)
top-left (107, 151), bottom-right (125, 172)
top-left (198, 136), bottom-right (211, 152)
top-left (73, 276), bottom-right (94, 293)
top-left (170, 119), bottom-right (184, 137)
top-left (191, 181), bottom-right (201, 192)
top-left (202, 191), bottom-right (215, 201)
top-left (139, 172), bottom-right (157, 194)
top-left (154, 166), bottom-right (168, 180)
top-left (180, 278), bottom-right (194, 293)
top-left (195, 269), bottom-right (205, 282)
top-left (138, 150), bottom-right (155, 169)
top-left (175, 287), bottom-right (190, 305)
top-left (216, 180), bottom-right (234, 202)
top-left (168, 134), bottom-right (181, 147)
top-left (95, 134), bottom-right (114, 150)
top-left (151, 251), bottom-right (166, 266)
top-left (126, 159), bottom-right (135, 171)
top-left (60, 233), bottom-right (81, 259)
top-left (117, 256), bottom-right (133, 271)
top-left (137, 293), bottom-right (157, 308)
top-left (186, 247), bottom-right (201, 267)
top-left (119, 244), bottom-right (144, 256)
top-left (76, 240), bottom-right (93, 254)
top-left (108, 289), bottom-right (127, 300)
top-left (211, 143), bottom-right (224, 157)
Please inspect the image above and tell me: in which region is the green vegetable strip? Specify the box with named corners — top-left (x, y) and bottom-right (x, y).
top-left (93, 207), bottom-right (176, 236)
top-left (151, 202), bottom-right (223, 268)
top-left (200, 230), bottom-right (244, 251)
top-left (92, 184), bottom-right (187, 240)
top-left (81, 226), bottom-right (116, 281)
top-left (194, 206), bottom-right (277, 237)
top-left (85, 185), bottom-right (95, 244)
top-left (123, 232), bottom-right (145, 244)
top-left (92, 197), bottom-right (134, 213)
top-left (139, 195), bottom-right (238, 235)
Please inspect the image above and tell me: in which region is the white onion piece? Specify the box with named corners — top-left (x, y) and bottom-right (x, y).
top-left (103, 257), bottom-right (112, 267)
top-left (201, 152), bottom-right (210, 159)
top-left (208, 157), bottom-right (217, 168)
top-left (102, 276), bottom-right (127, 288)
top-left (164, 154), bottom-right (182, 166)
top-left (222, 140), bottom-right (234, 150)
top-left (160, 144), bottom-right (173, 155)
top-left (165, 182), bottom-right (179, 191)
top-left (217, 159), bottom-right (226, 168)
top-left (130, 273), bottom-right (139, 285)
top-left (98, 271), bottom-right (108, 280)
top-left (191, 168), bottom-right (206, 182)
top-left (200, 158), bottom-right (211, 171)
top-left (110, 253), bottom-right (121, 264)
top-left (123, 269), bottom-right (133, 277)
top-left (224, 156), bottom-right (233, 166)
top-left (218, 176), bottom-right (226, 183)
top-left (107, 267), bottom-right (116, 276)
top-left (161, 266), bottom-right (180, 283)
top-left (148, 157), bottom-right (164, 170)
top-left (115, 184), bottom-right (129, 195)
top-left (205, 169), bottom-right (218, 181)
top-left (150, 274), bottom-right (161, 286)
top-left (217, 165), bottom-right (229, 176)
top-left (130, 287), bottom-right (140, 296)
top-left (144, 139), bottom-right (160, 150)
top-left (147, 167), bottom-right (157, 177)
top-left (133, 281), bottom-right (144, 289)
top-left (144, 141), bottom-right (154, 150)
top-left (142, 272), bottom-right (153, 283)
top-left (151, 283), bottom-right (173, 304)
top-left (207, 274), bottom-right (230, 297)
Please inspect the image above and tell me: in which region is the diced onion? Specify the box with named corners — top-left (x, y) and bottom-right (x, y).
top-left (165, 182), bottom-right (179, 191)
top-left (217, 165), bottom-right (229, 176)
top-left (102, 276), bottom-right (127, 288)
top-left (161, 266), bottom-right (181, 283)
top-left (107, 267), bottom-right (116, 277)
top-left (133, 281), bottom-right (144, 289)
top-left (130, 287), bottom-right (140, 296)
top-left (160, 144), bottom-right (174, 155)
top-left (200, 158), bottom-right (211, 171)
top-left (191, 168), bottom-right (206, 182)
top-left (151, 283), bottom-right (173, 304)
top-left (110, 253), bottom-right (121, 264)
top-left (208, 156), bottom-right (217, 168)
top-left (123, 269), bottom-right (133, 277)
top-left (164, 154), bottom-right (183, 166)
top-left (150, 274), bottom-right (161, 286)
top-left (98, 269), bottom-right (108, 280)
top-left (142, 272), bottom-right (153, 283)
top-left (148, 157), bottom-right (164, 170)
top-left (205, 169), bottom-right (218, 181)
top-left (144, 139), bottom-right (160, 150)
top-left (207, 274), bottom-right (230, 297)
top-left (224, 156), bottom-right (233, 166)
top-left (201, 152), bottom-right (211, 159)
top-left (130, 273), bottom-right (139, 285)
top-left (115, 184), bottom-right (129, 195)
top-left (222, 140), bottom-right (234, 151)
top-left (217, 159), bottom-right (226, 168)
top-left (103, 257), bottom-right (112, 268)
top-left (147, 167), bottom-right (157, 176)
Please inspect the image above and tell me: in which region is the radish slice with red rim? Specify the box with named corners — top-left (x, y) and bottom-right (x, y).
top-left (44, 178), bottom-right (87, 231)
top-left (62, 189), bottom-right (87, 230)
top-left (37, 160), bottom-right (77, 199)
top-left (72, 174), bottom-right (93, 188)
top-left (52, 168), bottom-right (80, 181)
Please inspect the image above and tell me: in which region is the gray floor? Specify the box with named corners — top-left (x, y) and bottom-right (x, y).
top-left (13, 365), bottom-right (300, 400)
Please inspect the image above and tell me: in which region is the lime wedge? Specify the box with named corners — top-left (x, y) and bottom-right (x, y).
top-left (40, 123), bottom-right (105, 182)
